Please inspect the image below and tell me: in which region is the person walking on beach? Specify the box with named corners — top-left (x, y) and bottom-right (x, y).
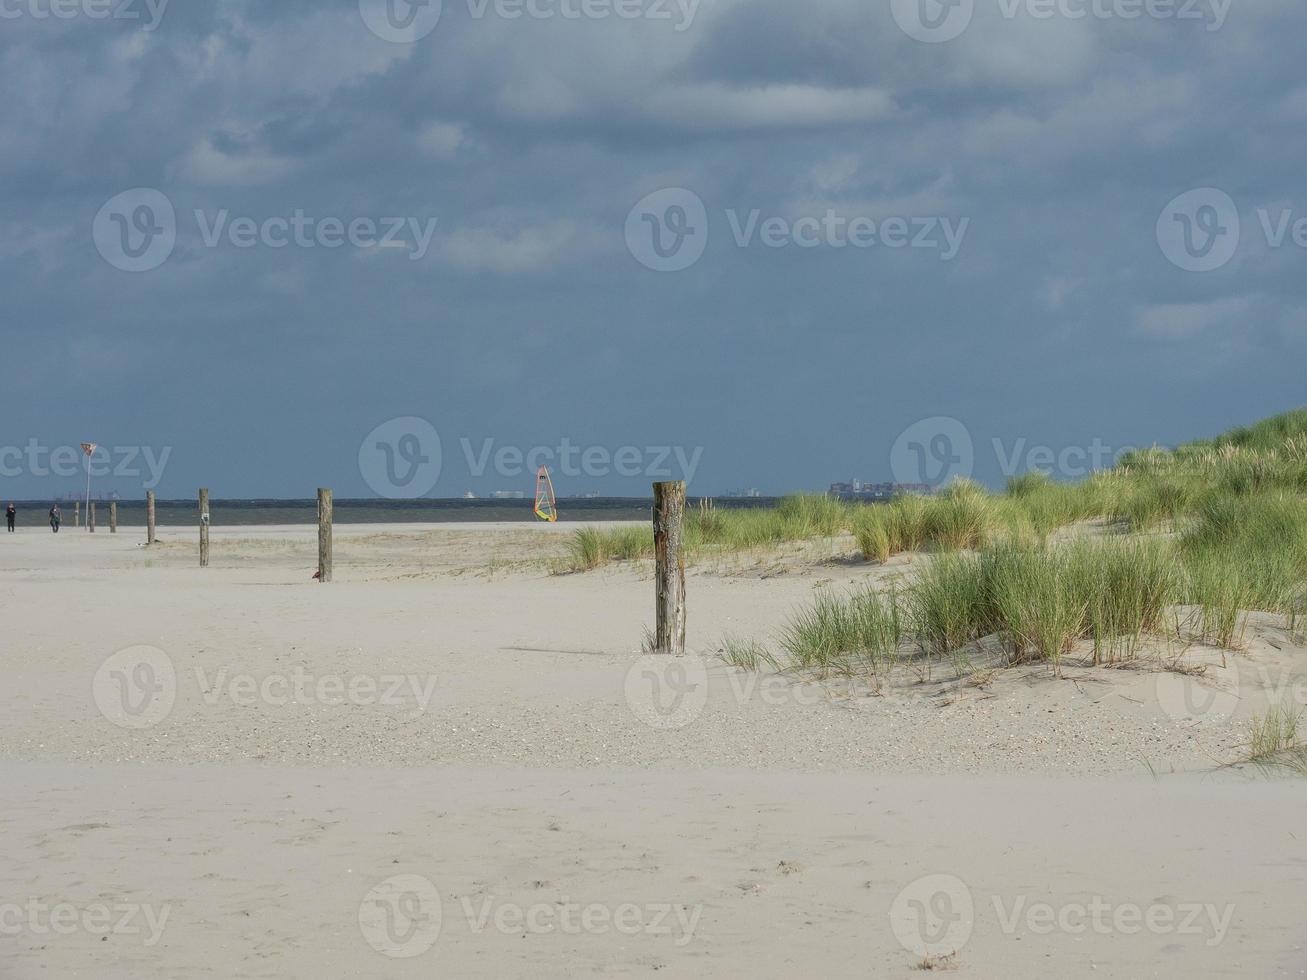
top-left (5, 503), bottom-right (14, 533)
top-left (49, 505), bottom-right (60, 533)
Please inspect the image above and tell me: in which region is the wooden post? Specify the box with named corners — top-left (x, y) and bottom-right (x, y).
top-left (89, 501), bottom-right (96, 533)
top-left (146, 491), bottom-right (156, 545)
top-left (110, 501), bottom-right (118, 534)
top-left (317, 488), bottom-right (333, 583)
top-left (199, 488), bottom-right (210, 567)
top-left (653, 481), bottom-right (687, 655)
top-left (75, 501), bottom-right (80, 527)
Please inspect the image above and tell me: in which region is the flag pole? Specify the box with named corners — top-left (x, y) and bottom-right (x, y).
top-left (81, 443), bottom-right (97, 531)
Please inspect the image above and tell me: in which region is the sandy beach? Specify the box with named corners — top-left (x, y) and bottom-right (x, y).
top-left (3, 523), bottom-right (1306, 977)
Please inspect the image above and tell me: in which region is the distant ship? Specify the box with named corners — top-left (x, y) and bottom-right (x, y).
top-left (829, 481), bottom-right (932, 501)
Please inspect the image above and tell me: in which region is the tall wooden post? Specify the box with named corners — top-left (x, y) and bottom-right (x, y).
top-left (146, 491), bottom-right (156, 545)
top-left (88, 501), bottom-right (96, 533)
top-left (653, 481), bottom-right (687, 655)
top-left (109, 501), bottom-right (117, 533)
top-left (199, 488), bottom-right (210, 567)
top-left (317, 488), bottom-right (333, 583)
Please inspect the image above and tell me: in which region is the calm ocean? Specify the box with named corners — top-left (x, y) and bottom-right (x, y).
top-left (8, 497), bottom-right (782, 527)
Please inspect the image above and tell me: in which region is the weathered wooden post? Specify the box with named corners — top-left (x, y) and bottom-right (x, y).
top-left (199, 488), bottom-right (210, 567)
top-left (146, 491), bottom-right (156, 545)
top-left (109, 501), bottom-right (117, 533)
top-left (317, 488), bottom-right (333, 583)
top-left (653, 481), bottom-right (687, 655)
top-left (88, 501), bottom-right (96, 533)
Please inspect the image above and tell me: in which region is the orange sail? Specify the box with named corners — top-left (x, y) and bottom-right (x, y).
top-left (534, 466), bottom-right (558, 522)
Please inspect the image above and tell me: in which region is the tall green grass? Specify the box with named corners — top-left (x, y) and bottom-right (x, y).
top-left (782, 537), bottom-right (1188, 675)
top-left (779, 583), bottom-right (902, 676)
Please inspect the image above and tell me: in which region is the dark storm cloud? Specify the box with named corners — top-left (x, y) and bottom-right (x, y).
top-left (1, 0), bottom-right (1305, 499)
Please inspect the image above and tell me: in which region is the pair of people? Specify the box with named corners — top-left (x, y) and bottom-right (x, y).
top-left (49, 505), bottom-right (60, 533)
top-left (5, 503), bottom-right (14, 532)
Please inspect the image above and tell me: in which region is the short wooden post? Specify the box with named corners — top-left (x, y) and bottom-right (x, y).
top-left (110, 501), bottom-right (117, 533)
top-left (653, 481), bottom-right (687, 655)
top-left (88, 501), bottom-right (96, 533)
top-left (146, 491), bottom-right (156, 545)
top-left (199, 488), bottom-right (210, 567)
top-left (317, 488), bottom-right (333, 583)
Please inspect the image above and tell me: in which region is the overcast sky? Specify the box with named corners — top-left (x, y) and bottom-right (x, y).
top-left (2, 0), bottom-right (1305, 500)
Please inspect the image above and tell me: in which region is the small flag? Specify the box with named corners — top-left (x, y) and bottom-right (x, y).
top-left (81, 443), bottom-right (97, 457)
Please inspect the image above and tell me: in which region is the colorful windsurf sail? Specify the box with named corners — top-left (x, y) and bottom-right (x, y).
top-left (534, 466), bottom-right (558, 522)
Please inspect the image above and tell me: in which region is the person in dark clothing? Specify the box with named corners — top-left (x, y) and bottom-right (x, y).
top-left (5, 503), bottom-right (13, 532)
top-left (49, 505), bottom-right (60, 533)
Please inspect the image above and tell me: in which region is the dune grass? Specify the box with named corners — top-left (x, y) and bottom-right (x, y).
top-left (779, 583), bottom-right (902, 676)
top-left (564, 406), bottom-right (1307, 665)
top-left (1248, 705), bottom-right (1302, 761)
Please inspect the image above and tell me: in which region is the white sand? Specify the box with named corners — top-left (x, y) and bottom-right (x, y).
top-left (2, 525), bottom-right (1306, 977)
